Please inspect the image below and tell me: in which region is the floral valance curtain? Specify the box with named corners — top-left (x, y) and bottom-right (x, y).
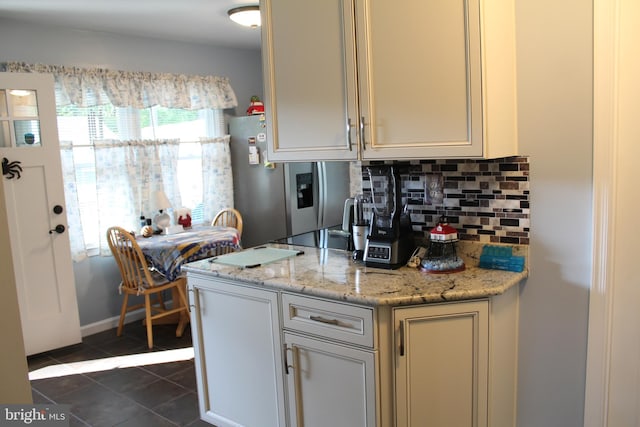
top-left (3, 61), bottom-right (238, 110)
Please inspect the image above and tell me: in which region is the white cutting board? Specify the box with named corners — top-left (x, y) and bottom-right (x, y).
top-left (210, 247), bottom-right (303, 268)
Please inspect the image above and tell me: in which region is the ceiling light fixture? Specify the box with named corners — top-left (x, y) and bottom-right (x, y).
top-left (228, 5), bottom-right (261, 28)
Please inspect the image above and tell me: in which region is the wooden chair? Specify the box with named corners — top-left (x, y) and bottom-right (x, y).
top-left (106, 226), bottom-right (190, 349)
top-left (211, 207), bottom-right (243, 239)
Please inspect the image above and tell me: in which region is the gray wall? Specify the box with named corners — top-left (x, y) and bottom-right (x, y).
top-left (515, 0), bottom-right (592, 426)
top-left (0, 16), bottom-right (263, 326)
top-left (0, 18), bottom-right (263, 114)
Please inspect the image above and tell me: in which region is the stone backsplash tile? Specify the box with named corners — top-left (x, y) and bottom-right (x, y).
top-left (355, 156), bottom-right (530, 245)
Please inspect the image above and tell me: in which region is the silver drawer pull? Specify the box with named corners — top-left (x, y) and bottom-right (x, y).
top-left (309, 315), bottom-right (340, 326)
top-left (283, 344), bottom-right (291, 375)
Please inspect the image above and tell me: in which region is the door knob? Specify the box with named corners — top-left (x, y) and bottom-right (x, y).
top-left (49, 224), bottom-right (66, 234)
top-left (53, 205), bottom-right (64, 214)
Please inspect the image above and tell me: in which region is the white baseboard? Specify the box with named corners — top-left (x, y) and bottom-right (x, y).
top-left (80, 298), bottom-right (180, 337)
top-left (80, 308), bottom-right (147, 338)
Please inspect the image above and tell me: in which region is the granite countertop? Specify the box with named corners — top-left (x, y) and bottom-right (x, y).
top-left (183, 242), bottom-right (528, 307)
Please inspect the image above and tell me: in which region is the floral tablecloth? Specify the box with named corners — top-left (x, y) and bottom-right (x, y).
top-left (137, 225), bottom-right (241, 281)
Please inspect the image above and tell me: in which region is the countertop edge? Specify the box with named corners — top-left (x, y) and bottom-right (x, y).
top-left (184, 243), bottom-right (528, 307)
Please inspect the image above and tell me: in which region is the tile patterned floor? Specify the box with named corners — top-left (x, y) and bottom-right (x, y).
top-left (28, 323), bottom-right (213, 427)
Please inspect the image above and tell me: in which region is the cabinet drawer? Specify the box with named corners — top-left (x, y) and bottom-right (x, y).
top-left (281, 293), bottom-right (374, 348)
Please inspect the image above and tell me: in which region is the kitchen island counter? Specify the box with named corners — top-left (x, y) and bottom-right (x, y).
top-left (183, 241), bottom-right (528, 307)
top-left (185, 241), bottom-right (526, 427)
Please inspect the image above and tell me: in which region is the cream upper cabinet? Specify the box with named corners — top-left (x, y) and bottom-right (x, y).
top-left (261, 0), bottom-right (517, 161)
top-left (261, 0), bottom-right (359, 161)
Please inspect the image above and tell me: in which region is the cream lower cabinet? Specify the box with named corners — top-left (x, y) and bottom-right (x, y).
top-left (394, 301), bottom-right (489, 427)
top-left (189, 273), bottom-right (518, 427)
top-left (283, 333), bottom-right (376, 427)
top-left (281, 292), bottom-right (378, 427)
top-left (188, 275), bottom-right (287, 427)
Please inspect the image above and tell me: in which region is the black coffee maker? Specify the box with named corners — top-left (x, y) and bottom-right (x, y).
top-left (363, 165), bottom-right (414, 269)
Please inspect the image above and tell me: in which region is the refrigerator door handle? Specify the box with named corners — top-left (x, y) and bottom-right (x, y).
top-left (317, 162), bottom-right (327, 229)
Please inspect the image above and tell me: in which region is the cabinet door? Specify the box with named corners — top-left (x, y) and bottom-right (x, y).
top-left (261, 0), bottom-right (359, 161)
top-left (394, 301), bottom-right (488, 427)
top-left (284, 332), bottom-right (377, 427)
top-left (189, 277), bottom-right (286, 427)
top-left (356, 0), bottom-right (484, 159)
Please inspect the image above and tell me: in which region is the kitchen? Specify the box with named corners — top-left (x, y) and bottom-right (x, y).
top-left (0, 0), bottom-right (634, 426)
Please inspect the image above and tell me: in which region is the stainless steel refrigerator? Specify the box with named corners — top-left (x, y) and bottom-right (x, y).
top-left (228, 115), bottom-right (351, 248)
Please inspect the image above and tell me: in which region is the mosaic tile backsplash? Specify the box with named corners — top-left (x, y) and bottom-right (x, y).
top-left (352, 157), bottom-right (530, 245)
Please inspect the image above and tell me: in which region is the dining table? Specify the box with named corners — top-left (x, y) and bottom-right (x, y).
top-left (137, 225), bottom-right (242, 281)
top-left (136, 225), bottom-right (242, 335)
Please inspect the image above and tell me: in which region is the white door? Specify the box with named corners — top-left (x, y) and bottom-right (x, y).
top-left (585, 0), bottom-right (640, 424)
top-left (0, 72), bottom-right (81, 356)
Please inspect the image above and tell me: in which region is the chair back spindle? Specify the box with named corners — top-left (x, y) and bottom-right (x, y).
top-left (212, 208), bottom-right (243, 239)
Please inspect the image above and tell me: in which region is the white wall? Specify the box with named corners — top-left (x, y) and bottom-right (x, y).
top-left (515, 0), bottom-right (592, 425)
top-left (0, 177), bottom-right (32, 403)
top-left (0, 17), bottom-right (263, 326)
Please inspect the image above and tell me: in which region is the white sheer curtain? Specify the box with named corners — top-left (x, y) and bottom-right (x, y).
top-left (94, 139), bottom-right (181, 255)
top-left (59, 141), bottom-right (87, 262)
top-left (202, 136), bottom-right (234, 224)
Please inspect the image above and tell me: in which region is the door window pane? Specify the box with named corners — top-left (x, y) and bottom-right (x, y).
top-left (9, 89), bottom-right (38, 117)
top-left (0, 121), bottom-right (9, 147)
top-left (14, 120), bottom-right (41, 146)
top-left (0, 90), bottom-right (7, 116)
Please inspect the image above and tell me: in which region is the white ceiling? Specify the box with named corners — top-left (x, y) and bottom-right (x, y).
top-left (0, 0), bottom-right (262, 49)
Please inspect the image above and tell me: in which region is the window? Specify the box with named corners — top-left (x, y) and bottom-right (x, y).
top-left (57, 104), bottom-right (225, 251)
top-left (3, 62), bottom-right (239, 260)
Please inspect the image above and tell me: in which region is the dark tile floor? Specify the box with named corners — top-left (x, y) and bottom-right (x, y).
top-left (27, 322), bottom-right (213, 427)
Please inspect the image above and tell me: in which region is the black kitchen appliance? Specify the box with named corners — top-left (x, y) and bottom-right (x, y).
top-left (363, 165), bottom-right (414, 269)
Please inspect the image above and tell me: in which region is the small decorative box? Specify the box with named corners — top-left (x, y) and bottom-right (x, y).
top-left (479, 245), bottom-right (525, 272)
